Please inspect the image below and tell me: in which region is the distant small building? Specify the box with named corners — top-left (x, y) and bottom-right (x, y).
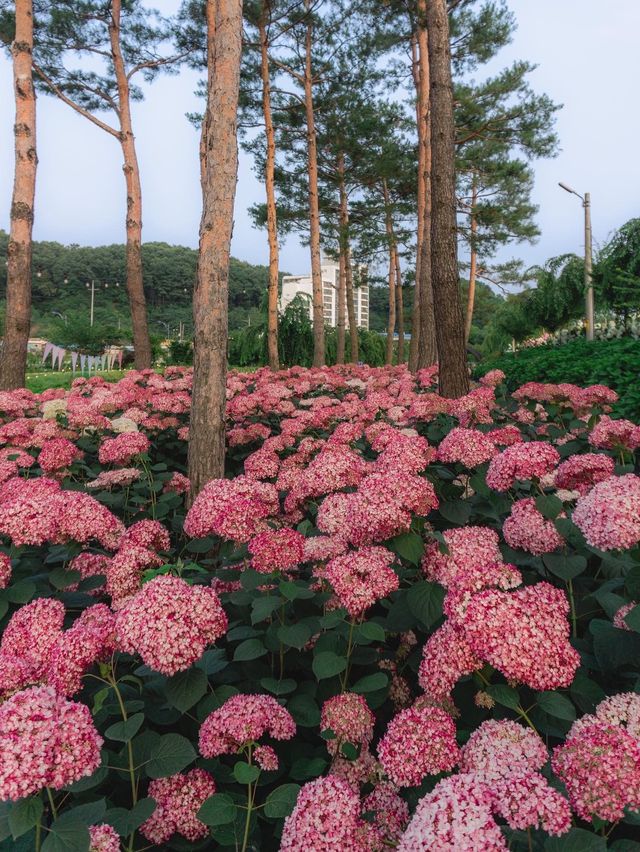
top-left (280, 261), bottom-right (369, 330)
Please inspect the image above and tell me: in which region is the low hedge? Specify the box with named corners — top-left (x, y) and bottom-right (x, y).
top-left (476, 337), bottom-right (640, 419)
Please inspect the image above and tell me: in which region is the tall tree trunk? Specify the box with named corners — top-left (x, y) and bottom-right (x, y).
top-left (109, 0), bottom-right (152, 370)
top-left (464, 178), bottom-right (478, 345)
top-left (188, 0), bottom-right (242, 496)
top-left (336, 247), bottom-right (346, 364)
top-left (414, 0), bottom-right (437, 370)
top-left (426, 0), bottom-right (469, 397)
top-left (409, 31), bottom-right (424, 371)
top-left (304, 2), bottom-right (325, 366)
top-left (395, 246), bottom-right (405, 363)
top-left (259, 3), bottom-right (279, 371)
top-left (0, 0), bottom-right (36, 390)
top-left (345, 243), bottom-right (358, 362)
top-left (383, 179), bottom-right (396, 366)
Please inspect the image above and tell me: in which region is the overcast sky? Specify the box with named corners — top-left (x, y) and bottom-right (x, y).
top-left (1, 0), bottom-right (639, 280)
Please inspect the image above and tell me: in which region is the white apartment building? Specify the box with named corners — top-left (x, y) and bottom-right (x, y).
top-left (280, 261), bottom-right (369, 330)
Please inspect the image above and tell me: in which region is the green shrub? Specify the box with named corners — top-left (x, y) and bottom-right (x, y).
top-left (476, 337), bottom-right (640, 419)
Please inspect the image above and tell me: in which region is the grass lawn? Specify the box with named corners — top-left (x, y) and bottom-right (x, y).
top-left (26, 370), bottom-right (128, 393)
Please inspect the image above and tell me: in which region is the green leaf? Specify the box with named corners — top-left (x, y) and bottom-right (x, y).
top-left (264, 784), bottom-right (301, 819)
top-left (591, 619), bottom-right (640, 670)
top-left (251, 595), bottom-right (281, 624)
top-left (388, 532), bottom-right (423, 566)
top-left (280, 580), bottom-right (315, 600)
top-left (624, 604), bottom-right (640, 633)
top-left (5, 580), bottom-right (36, 604)
top-left (287, 694), bottom-right (320, 727)
top-left (233, 638), bottom-right (267, 661)
top-left (486, 684), bottom-right (520, 710)
top-left (104, 713), bottom-right (144, 742)
top-left (312, 651), bottom-right (346, 680)
top-left (233, 761), bottom-right (261, 784)
top-left (186, 537), bottom-right (215, 553)
top-left (197, 794), bottom-right (237, 827)
top-left (352, 672), bottom-right (388, 694)
top-left (625, 564), bottom-right (640, 599)
top-left (260, 677), bottom-right (297, 696)
top-left (406, 581), bottom-right (445, 628)
top-left (545, 828), bottom-right (606, 851)
top-left (290, 756), bottom-right (327, 780)
top-left (41, 818), bottom-right (90, 852)
top-left (196, 649), bottom-right (228, 676)
top-left (536, 691), bottom-right (576, 721)
top-left (104, 798), bottom-right (156, 837)
top-left (570, 671), bottom-right (606, 714)
top-left (438, 500), bottom-right (472, 525)
top-left (356, 621), bottom-right (385, 643)
top-left (543, 553), bottom-right (587, 580)
top-left (48, 567), bottom-right (82, 590)
top-left (146, 734), bottom-right (196, 778)
top-left (60, 801), bottom-right (106, 827)
top-left (536, 494), bottom-right (564, 520)
top-left (8, 797), bottom-right (43, 840)
top-left (164, 667), bottom-right (207, 712)
top-left (278, 622), bottom-right (313, 649)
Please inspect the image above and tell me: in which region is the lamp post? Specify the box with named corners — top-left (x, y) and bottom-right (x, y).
top-left (558, 182), bottom-right (594, 341)
top-left (85, 280), bottom-right (120, 327)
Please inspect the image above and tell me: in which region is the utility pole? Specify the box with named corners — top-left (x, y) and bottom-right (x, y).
top-left (89, 280), bottom-right (95, 327)
top-left (559, 183), bottom-right (594, 341)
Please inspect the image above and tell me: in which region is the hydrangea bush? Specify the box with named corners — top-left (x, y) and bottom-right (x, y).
top-left (0, 365), bottom-right (640, 850)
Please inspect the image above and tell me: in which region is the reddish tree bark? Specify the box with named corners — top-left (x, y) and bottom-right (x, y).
top-left (464, 180), bottom-right (479, 344)
top-left (426, 0), bottom-right (469, 397)
top-left (188, 0), bottom-right (242, 496)
top-left (383, 179), bottom-right (396, 366)
top-left (303, 1), bottom-right (325, 366)
top-left (336, 246), bottom-right (346, 364)
top-left (345, 243), bottom-right (358, 362)
top-left (109, 0), bottom-right (152, 370)
top-left (258, 2), bottom-right (279, 371)
top-left (0, 0), bottom-right (37, 391)
top-left (395, 245), bottom-right (405, 364)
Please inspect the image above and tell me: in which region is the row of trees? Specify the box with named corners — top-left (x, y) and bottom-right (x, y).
top-left (1, 0), bottom-right (559, 490)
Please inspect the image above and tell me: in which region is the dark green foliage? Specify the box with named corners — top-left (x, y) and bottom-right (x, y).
top-left (476, 337), bottom-right (640, 419)
top-left (594, 218), bottom-right (640, 319)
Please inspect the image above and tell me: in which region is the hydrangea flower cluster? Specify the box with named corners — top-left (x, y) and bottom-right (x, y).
top-left (572, 474), bottom-right (640, 550)
top-left (0, 552), bottom-right (11, 589)
top-left (248, 527), bottom-right (306, 574)
top-left (116, 576), bottom-right (228, 674)
top-left (589, 415), bottom-right (640, 451)
top-left (554, 452), bottom-right (615, 495)
top-left (437, 427), bottom-right (498, 467)
top-left (502, 497), bottom-right (565, 554)
top-left (37, 437), bottom-right (83, 473)
top-left (0, 685), bottom-right (103, 800)
top-left (184, 475), bottom-right (280, 542)
top-left (323, 546), bottom-right (399, 618)
top-left (320, 692), bottom-right (375, 755)
top-left (88, 824), bottom-right (120, 852)
top-left (140, 769), bottom-right (217, 844)
top-left (486, 441), bottom-right (560, 491)
top-left (199, 693), bottom-right (296, 758)
top-left (98, 431), bottom-right (150, 465)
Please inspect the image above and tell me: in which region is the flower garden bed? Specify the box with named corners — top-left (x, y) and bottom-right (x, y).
top-left (0, 365), bottom-right (640, 851)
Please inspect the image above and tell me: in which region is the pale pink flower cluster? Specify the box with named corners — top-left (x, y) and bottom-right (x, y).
top-left (418, 620), bottom-right (482, 700)
top-left (116, 576), bottom-right (227, 674)
top-left (37, 437), bottom-right (83, 473)
top-left (0, 685), bottom-right (103, 800)
top-left (140, 769), bottom-right (216, 844)
top-left (589, 414), bottom-right (640, 451)
top-left (614, 601), bottom-right (638, 631)
top-left (199, 693), bottom-right (295, 757)
top-left (164, 471), bottom-right (190, 494)
top-left (86, 468), bottom-right (141, 489)
top-left (479, 369), bottom-right (505, 387)
top-left (98, 431), bottom-right (150, 465)
top-left (422, 527), bottom-right (520, 595)
top-left (486, 441), bottom-right (560, 491)
top-left (377, 702), bottom-right (460, 787)
top-left (106, 544), bottom-right (163, 605)
top-left (118, 519), bottom-right (171, 552)
top-left (184, 475), bottom-right (280, 542)
top-left (321, 692), bottom-right (375, 755)
top-left (323, 546), bottom-right (399, 618)
top-left (0, 552), bottom-right (11, 589)
top-left (248, 527), bottom-right (305, 574)
top-left (362, 782), bottom-right (409, 846)
top-left (48, 604), bottom-right (116, 696)
top-left (572, 474), bottom-right (640, 550)
top-left (89, 824), bottom-right (120, 852)
top-left (437, 427), bottom-right (498, 467)
top-left (503, 497), bottom-right (565, 554)
top-left (554, 452), bottom-right (615, 495)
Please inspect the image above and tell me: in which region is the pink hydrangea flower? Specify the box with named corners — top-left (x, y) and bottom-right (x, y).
top-left (0, 552), bottom-right (11, 589)
top-left (184, 476), bottom-right (280, 542)
top-left (323, 546), bottom-right (399, 618)
top-left (397, 774), bottom-right (507, 851)
top-left (164, 472), bottom-right (190, 494)
top-left (362, 782), bottom-right (409, 846)
top-left (86, 468), bottom-right (141, 490)
top-left (0, 598), bottom-right (65, 695)
top-left (320, 693), bottom-right (375, 755)
top-left (98, 431), bottom-right (150, 465)
top-left (552, 719), bottom-right (640, 822)
top-left (503, 497), bottom-right (565, 555)
top-left (140, 769), bottom-right (216, 844)
top-left (106, 545), bottom-right (163, 606)
top-left (0, 685), bottom-right (103, 800)
top-left (459, 719), bottom-right (548, 783)
top-left (573, 474), bottom-right (640, 550)
top-left (437, 427), bottom-right (498, 467)
top-left (461, 582), bottom-right (580, 691)
top-left (589, 415), bottom-right (640, 451)
top-left (486, 441), bottom-right (560, 491)
top-left (418, 621), bottom-right (482, 700)
top-left (614, 601), bottom-right (637, 631)
top-left (89, 824), bottom-right (120, 852)
top-left (248, 527), bottom-right (306, 574)
top-left (554, 453), bottom-right (615, 495)
top-left (377, 702), bottom-right (460, 787)
top-left (48, 604), bottom-right (117, 696)
top-left (280, 776), bottom-right (371, 851)
top-left (116, 576), bottom-right (227, 674)
top-left (254, 744), bottom-right (279, 771)
top-left (199, 693), bottom-right (295, 757)
top-left (37, 437), bottom-right (83, 473)
top-left (491, 772), bottom-right (571, 835)
top-left (117, 519), bottom-right (171, 552)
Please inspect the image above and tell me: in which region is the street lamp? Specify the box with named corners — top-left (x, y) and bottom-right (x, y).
top-left (558, 182), bottom-right (594, 341)
top-left (85, 279), bottom-right (120, 327)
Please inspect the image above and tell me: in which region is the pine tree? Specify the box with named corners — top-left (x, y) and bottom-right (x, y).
top-left (188, 0), bottom-right (243, 496)
top-left (0, 0), bottom-right (37, 390)
top-left (31, 1), bottom-right (186, 370)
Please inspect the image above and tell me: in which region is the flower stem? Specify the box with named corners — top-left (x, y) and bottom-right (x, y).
top-left (106, 662), bottom-right (138, 852)
top-left (46, 787), bottom-right (58, 820)
top-left (241, 748), bottom-right (255, 852)
top-left (567, 578), bottom-right (578, 638)
top-left (341, 619), bottom-right (355, 691)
